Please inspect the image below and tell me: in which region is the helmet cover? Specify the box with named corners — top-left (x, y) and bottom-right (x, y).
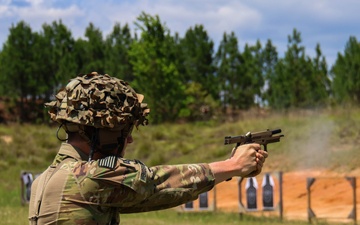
top-left (45, 72), bottom-right (150, 129)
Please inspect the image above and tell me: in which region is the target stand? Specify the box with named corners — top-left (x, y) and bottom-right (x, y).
top-left (307, 176), bottom-right (357, 225)
top-left (238, 171), bottom-right (283, 220)
top-left (179, 186), bottom-right (216, 212)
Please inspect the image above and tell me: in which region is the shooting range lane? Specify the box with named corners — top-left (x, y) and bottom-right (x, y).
top-left (215, 169), bottom-right (360, 221)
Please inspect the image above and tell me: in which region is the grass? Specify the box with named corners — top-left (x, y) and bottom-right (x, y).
top-left (0, 206), bottom-right (332, 225)
top-left (0, 106), bottom-right (359, 224)
top-left (120, 210), bottom-right (326, 225)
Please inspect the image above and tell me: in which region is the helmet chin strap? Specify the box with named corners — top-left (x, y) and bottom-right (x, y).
top-left (87, 126), bottom-right (130, 161)
top-left (57, 121), bottom-right (128, 162)
top-left (116, 123), bottom-right (133, 157)
top-left (116, 136), bottom-right (126, 157)
top-left (114, 125), bottom-right (132, 158)
top-left (60, 122), bottom-right (132, 161)
top-left (88, 128), bottom-right (99, 162)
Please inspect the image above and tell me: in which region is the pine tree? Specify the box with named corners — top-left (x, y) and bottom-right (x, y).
top-left (331, 36), bottom-right (360, 104)
top-left (104, 23), bottom-right (134, 81)
top-left (129, 12), bottom-right (186, 123)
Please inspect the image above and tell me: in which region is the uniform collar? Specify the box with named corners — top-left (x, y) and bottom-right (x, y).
top-left (58, 142), bottom-right (89, 161)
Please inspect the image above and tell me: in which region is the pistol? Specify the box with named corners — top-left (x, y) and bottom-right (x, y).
top-left (224, 128), bottom-right (284, 151)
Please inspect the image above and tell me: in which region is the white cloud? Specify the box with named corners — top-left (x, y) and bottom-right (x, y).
top-left (17, 4), bottom-right (82, 21)
top-left (92, 0), bottom-right (261, 42)
top-left (25, 0), bottom-right (43, 6)
top-left (0, 5), bottom-right (10, 16)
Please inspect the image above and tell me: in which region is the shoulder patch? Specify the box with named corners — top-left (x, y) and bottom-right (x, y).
top-left (98, 155), bottom-right (117, 170)
top-left (121, 159), bottom-right (133, 164)
top-left (135, 160), bottom-right (147, 183)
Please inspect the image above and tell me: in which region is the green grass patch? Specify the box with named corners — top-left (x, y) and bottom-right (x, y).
top-left (0, 205), bottom-right (330, 225)
top-left (1, 107), bottom-right (359, 224)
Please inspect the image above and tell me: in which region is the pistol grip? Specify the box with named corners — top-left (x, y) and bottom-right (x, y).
top-left (264, 144), bottom-right (267, 152)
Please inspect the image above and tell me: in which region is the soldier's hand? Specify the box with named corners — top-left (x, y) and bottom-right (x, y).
top-left (209, 143), bottom-right (268, 184)
top-left (228, 143), bottom-right (265, 177)
top-left (242, 149), bottom-right (268, 177)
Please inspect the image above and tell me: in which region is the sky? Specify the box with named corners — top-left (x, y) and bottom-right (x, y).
top-left (0, 0), bottom-right (359, 68)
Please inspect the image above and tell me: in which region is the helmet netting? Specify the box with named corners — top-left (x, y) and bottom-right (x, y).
top-left (45, 72), bottom-right (150, 129)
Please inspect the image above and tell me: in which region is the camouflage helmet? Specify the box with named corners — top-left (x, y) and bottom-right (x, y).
top-left (45, 72), bottom-right (150, 130)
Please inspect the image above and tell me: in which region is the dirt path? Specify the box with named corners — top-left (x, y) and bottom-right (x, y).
top-left (212, 169), bottom-right (360, 223)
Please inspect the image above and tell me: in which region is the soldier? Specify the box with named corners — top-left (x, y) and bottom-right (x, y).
top-left (29, 72), bottom-right (268, 224)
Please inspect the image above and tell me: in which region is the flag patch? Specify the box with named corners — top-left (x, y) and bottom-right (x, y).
top-left (98, 155), bottom-right (117, 170)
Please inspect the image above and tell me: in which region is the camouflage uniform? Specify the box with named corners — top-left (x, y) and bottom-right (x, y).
top-left (29, 73), bottom-right (215, 224)
top-left (29, 143), bottom-right (215, 224)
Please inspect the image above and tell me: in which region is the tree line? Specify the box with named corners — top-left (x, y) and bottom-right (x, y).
top-left (0, 12), bottom-right (359, 123)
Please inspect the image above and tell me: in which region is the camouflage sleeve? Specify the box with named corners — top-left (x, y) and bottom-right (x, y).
top-left (79, 158), bottom-right (215, 213)
top-left (120, 163), bottom-right (216, 213)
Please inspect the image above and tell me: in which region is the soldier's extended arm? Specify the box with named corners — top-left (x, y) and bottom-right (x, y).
top-left (224, 128), bottom-right (284, 151)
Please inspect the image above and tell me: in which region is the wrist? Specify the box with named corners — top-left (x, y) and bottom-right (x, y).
top-left (209, 160), bottom-right (238, 184)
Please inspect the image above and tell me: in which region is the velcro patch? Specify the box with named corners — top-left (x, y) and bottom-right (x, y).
top-left (135, 160), bottom-right (147, 183)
